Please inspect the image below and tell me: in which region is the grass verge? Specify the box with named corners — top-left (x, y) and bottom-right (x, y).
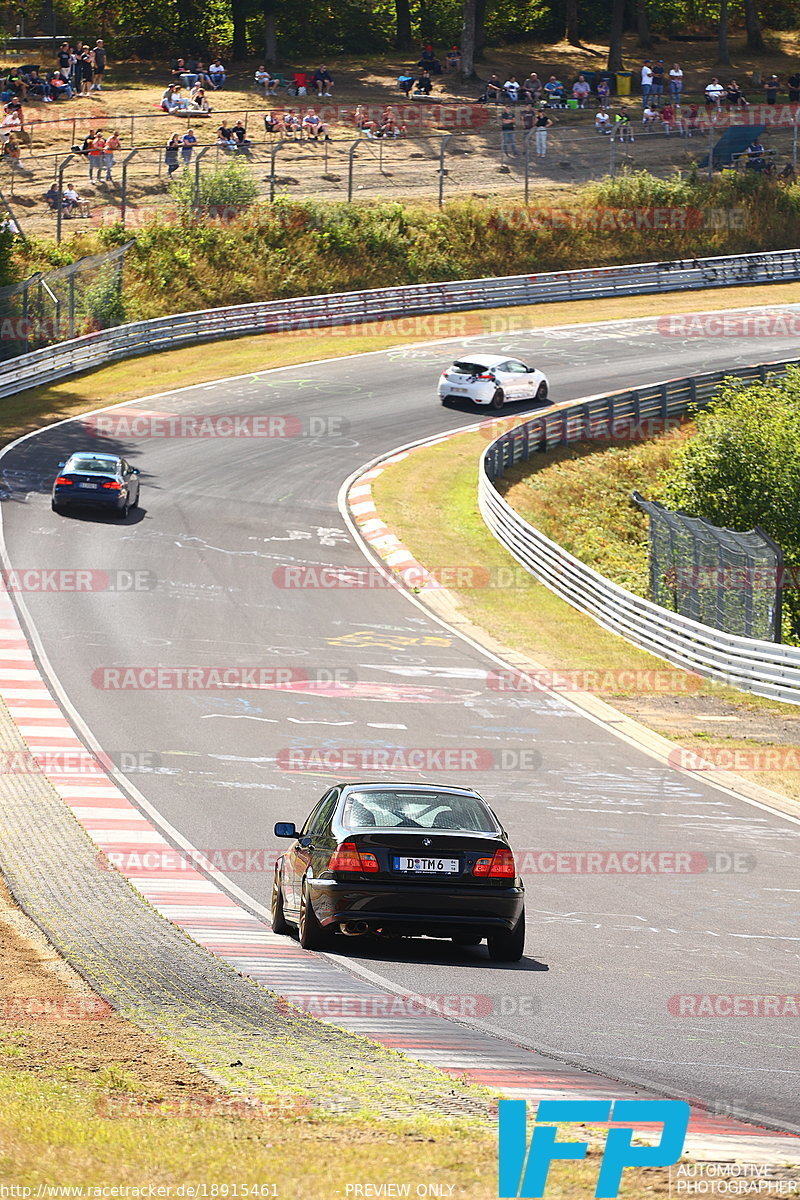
top-left (370, 423), bottom-right (800, 804)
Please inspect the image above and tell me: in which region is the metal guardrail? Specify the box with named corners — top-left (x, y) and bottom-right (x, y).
top-left (1, 246), bottom-right (800, 396)
top-left (479, 359), bottom-right (800, 705)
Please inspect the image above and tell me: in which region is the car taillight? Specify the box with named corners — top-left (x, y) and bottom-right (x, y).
top-left (329, 842), bottom-right (379, 873)
top-left (473, 848), bottom-right (516, 878)
top-left (54, 476), bottom-right (73, 486)
top-left (101, 481), bottom-right (122, 490)
top-left (477, 373), bottom-right (494, 380)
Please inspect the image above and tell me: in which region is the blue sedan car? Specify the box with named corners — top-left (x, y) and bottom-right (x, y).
top-left (52, 452), bottom-right (141, 518)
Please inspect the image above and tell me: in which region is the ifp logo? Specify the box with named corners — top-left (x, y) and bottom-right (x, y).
top-left (498, 1098), bottom-right (690, 1197)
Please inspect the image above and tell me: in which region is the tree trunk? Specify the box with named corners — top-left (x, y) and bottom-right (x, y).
top-left (607, 0), bottom-right (625, 72)
top-left (461, 0), bottom-right (476, 80)
top-left (718, 0), bottom-right (730, 65)
top-left (394, 0), bottom-right (412, 50)
top-left (635, 0), bottom-right (652, 49)
top-left (743, 0), bottom-right (764, 51)
top-left (475, 0), bottom-right (487, 59)
top-left (232, 0), bottom-right (247, 60)
top-left (565, 0), bottom-right (580, 46)
top-left (263, 0), bottom-right (277, 65)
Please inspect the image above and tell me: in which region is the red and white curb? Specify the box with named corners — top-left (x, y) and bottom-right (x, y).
top-left (1, 574), bottom-right (798, 1157)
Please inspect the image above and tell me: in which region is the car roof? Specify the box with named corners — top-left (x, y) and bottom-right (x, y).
top-left (338, 781), bottom-right (483, 798)
top-left (452, 353), bottom-right (513, 368)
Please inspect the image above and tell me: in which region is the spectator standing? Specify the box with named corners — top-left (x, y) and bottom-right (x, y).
top-left (88, 129), bottom-right (105, 180)
top-left (651, 61), bottom-right (665, 103)
top-left (103, 129), bottom-right (120, 180)
top-left (312, 66), bottom-right (333, 96)
top-left (788, 71), bottom-right (800, 102)
top-left (181, 128), bottom-right (197, 164)
top-left (535, 108), bottom-right (552, 156)
top-left (165, 132), bottom-right (181, 175)
top-left (669, 63), bottom-right (683, 103)
top-left (208, 59), bottom-right (226, 89)
top-left (500, 107), bottom-right (517, 156)
top-left (640, 60), bottom-right (653, 104)
top-left (764, 75), bottom-right (780, 105)
top-left (91, 40), bottom-right (106, 91)
top-left (521, 103), bottom-right (535, 131)
top-left (57, 41), bottom-right (72, 82)
top-left (78, 46), bottom-right (93, 96)
top-left (572, 74), bottom-right (590, 108)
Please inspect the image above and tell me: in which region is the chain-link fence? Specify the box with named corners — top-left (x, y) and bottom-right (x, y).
top-left (0, 242), bottom-right (130, 359)
top-left (632, 491), bottom-right (784, 642)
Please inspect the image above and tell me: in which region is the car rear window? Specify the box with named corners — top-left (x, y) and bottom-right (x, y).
top-left (68, 459), bottom-right (118, 474)
top-left (451, 361), bottom-right (490, 375)
top-left (342, 791), bottom-right (499, 833)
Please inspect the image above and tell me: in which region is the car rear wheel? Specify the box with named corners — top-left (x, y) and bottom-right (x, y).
top-left (271, 867), bottom-right (291, 935)
top-left (536, 382), bottom-right (548, 402)
top-left (298, 881), bottom-right (331, 950)
top-left (441, 396), bottom-right (452, 407)
top-left (118, 499), bottom-right (130, 520)
top-left (491, 388), bottom-right (505, 411)
top-left (452, 933), bottom-right (483, 947)
top-left (487, 911), bottom-right (525, 962)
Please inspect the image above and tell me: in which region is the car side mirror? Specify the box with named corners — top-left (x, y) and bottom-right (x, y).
top-left (132, 468), bottom-right (140, 475)
top-left (57, 461), bottom-right (65, 468)
top-left (274, 822), bottom-right (297, 838)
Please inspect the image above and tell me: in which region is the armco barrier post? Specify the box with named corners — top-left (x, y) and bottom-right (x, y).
top-left (194, 144), bottom-right (212, 208)
top-left (269, 139), bottom-right (286, 203)
top-left (438, 133), bottom-right (453, 208)
top-left (347, 137), bottom-right (361, 202)
top-left (120, 148), bottom-right (139, 228)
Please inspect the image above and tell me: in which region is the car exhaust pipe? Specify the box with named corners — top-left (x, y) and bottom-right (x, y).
top-left (339, 921), bottom-right (369, 936)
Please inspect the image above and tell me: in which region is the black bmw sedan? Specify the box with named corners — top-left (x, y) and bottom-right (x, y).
top-left (271, 782), bottom-right (525, 961)
top-left (52, 452), bottom-right (140, 518)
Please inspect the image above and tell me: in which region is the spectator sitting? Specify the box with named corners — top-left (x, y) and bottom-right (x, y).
top-left (572, 74), bottom-right (590, 108)
top-left (417, 44), bottom-right (442, 74)
top-left (378, 106), bottom-right (406, 137)
top-left (0, 104), bottom-right (22, 144)
top-left (189, 86), bottom-right (211, 113)
top-left (521, 74), bottom-right (541, 104)
top-left (504, 76), bottom-right (520, 103)
top-left (208, 59), bottom-right (226, 89)
top-left (283, 109), bottom-right (302, 137)
top-left (48, 72), bottom-right (72, 100)
top-left (596, 77), bottom-right (610, 110)
top-left (483, 74), bottom-right (503, 103)
top-left (312, 66), bottom-right (333, 96)
top-left (595, 109), bottom-right (610, 133)
top-left (44, 182), bottom-right (60, 208)
top-left (301, 108), bottom-right (328, 140)
top-left (398, 75), bottom-right (414, 96)
top-left (26, 69), bottom-right (53, 101)
top-left (6, 69), bottom-right (27, 100)
top-left (642, 102), bottom-right (658, 125)
top-left (216, 124), bottom-right (236, 150)
top-left (255, 66), bottom-right (278, 95)
top-left (726, 79), bottom-right (747, 108)
top-left (160, 84), bottom-right (178, 111)
top-left (415, 69), bottom-right (433, 96)
top-left (231, 119), bottom-right (252, 151)
top-left (543, 76), bottom-right (565, 107)
top-left (62, 183), bottom-right (81, 213)
top-left (704, 77), bottom-right (725, 109)
top-left (446, 45), bottom-right (461, 72)
top-left (264, 110), bottom-right (284, 133)
top-left (746, 137), bottom-right (765, 169)
top-left (659, 102), bottom-right (676, 133)
top-left (194, 61), bottom-right (214, 88)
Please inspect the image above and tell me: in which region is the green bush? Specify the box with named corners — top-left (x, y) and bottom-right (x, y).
top-left (171, 160), bottom-right (259, 220)
top-left (659, 368), bottom-right (800, 640)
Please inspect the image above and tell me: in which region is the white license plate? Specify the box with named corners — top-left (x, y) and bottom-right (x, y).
top-left (451, 386), bottom-right (469, 393)
top-left (393, 856), bottom-right (459, 874)
top-left (78, 482), bottom-right (98, 489)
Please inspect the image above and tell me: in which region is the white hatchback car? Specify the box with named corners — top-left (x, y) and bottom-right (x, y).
top-left (438, 354), bottom-right (549, 410)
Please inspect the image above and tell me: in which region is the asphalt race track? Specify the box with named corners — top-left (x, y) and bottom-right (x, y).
top-left (2, 313), bottom-right (799, 1133)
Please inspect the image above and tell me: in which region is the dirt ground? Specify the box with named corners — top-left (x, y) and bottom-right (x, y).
top-left (2, 32), bottom-right (800, 237)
